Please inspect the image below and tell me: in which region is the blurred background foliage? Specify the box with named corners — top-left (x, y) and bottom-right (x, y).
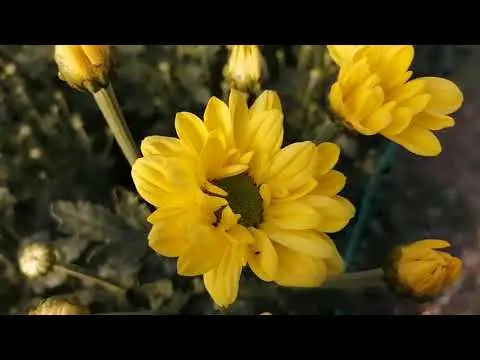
top-left (0, 45), bottom-right (470, 315)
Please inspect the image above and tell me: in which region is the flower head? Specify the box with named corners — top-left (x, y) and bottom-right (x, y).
top-left (225, 45), bottom-right (262, 92)
top-left (391, 239), bottom-right (462, 297)
top-left (132, 89), bottom-right (355, 308)
top-left (54, 45), bottom-right (111, 93)
top-left (328, 45), bottom-right (463, 156)
top-left (18, 243), bottom-right (56, 279)
top-left (28, 298), bottom-right (89, 315)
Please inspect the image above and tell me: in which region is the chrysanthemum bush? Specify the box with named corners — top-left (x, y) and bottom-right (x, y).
top-left (0, 45), bottom-right (467, 314)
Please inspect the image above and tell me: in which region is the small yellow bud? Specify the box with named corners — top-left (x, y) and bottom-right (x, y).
top-left (259, 312), bottom-right (273, 315)
top-left (391, 239), bottom-right (462, 297)
top-left (28, 298), bottom-right (89, 315)
top-left (54, 45), bottom-right (111, 93)
top-left (225, 45), bottom-right (262, 92)
top-left (18, 243), bottom-right (56, 279)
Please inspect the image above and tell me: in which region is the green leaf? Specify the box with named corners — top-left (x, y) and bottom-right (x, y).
top-left (51, 200), bottom-right (130, 243)
top-left (112, 187), bottom-right (150, 231)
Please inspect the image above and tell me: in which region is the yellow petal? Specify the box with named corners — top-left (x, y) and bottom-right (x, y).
top-left (229, 225), bottom-right (255, 245)
top-left (413, 111), bottom-right (455, 131)
top-left (177, 227), bottom-right (227, 276)
top-left (304, 195), bottom-right (355, 233)
top-left (148, 222), bottom-right (188, 258)
top-left (327, 45), bottom-right (365, 65)
top-left (445, 257), bottom-right (462, 287)
top-left (140, 136), bottom-right (184, 157)
top-left (265, 142), bottom-right (316, 193)
top-left (274, 244), bottom-right (328, 287)
top-left (387, 125), bottom-right (441, 157)
top-left (262, 224), bottom-right (334, 258)
top-left (204, 181), bottom-right (228, 197)
top-left (264, 200), bottom-right (321, 230)
top-left (420, 77), bottom-right (463, 115)
top-left (406, 239), bottom-right (451, 252)
top-left (318, 233), bottom-right (345, 275)
top-left (132, 156), bottom-right (197, 207)
top-left (203, 242), bottom-right (245, 308)
top-left (218, 206), bottom-right (240, 231)
top-left (381, 106), bottom-right (413, 136)
top-left (401, 94), bottom-right (432, 115)
top-left (175, 112), bottom-right (208, 154)
top-left (201, 132), bottom-right (227, 178)
top-left (274, 178), bottom-right (318, 202)
top-left (312, 170), bottom-right (346, 197)
top-left (204, 96), bottom-right (232, 144)
top-left (247, 228), bottom-right (278, 281)
top-left (229, 89), bottom-right (249, 150)
top-left (362, 101), bottom-right (395, 133)
top-left (328, 82), bottom-right (345, 114)
top-left (249, 90), bottom-right (282, 116)
top-left (387, 78), bottom-right (426, 103)
top-left (381, 45), bottom-right (414, 89)
top-left (315, 143), bottom-right (340, 177)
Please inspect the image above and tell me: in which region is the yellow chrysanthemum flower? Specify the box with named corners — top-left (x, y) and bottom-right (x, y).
top-left (225, 45), bottom-right (262, 92)
top-left (328, 45), bottom-right (464, 156)
top-left (132, 90), bottom-right (355, 307)
top-left (393, 239), bottom-right (462, 297)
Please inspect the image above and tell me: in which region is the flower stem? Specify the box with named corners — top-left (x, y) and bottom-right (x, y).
top-left (54, 264), bottom-right (126, 296)
top-left (93, 84), bottom-right (139, 166)
top-left (322, 268), bottom-right (386, 290)
top-left (315, 116), bottom-right (343, 143)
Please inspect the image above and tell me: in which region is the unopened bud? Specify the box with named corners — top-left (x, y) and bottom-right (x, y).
top-left (54, 45), bottom-right (111, 93)
top-left (18, 242), bottom-right (56, 279)
top-left (225, 45), bottom-right (262, 92)
top-left (28, 298), bottom-right (89, 315)
top-left (387, 239), bottom-right (462, 298)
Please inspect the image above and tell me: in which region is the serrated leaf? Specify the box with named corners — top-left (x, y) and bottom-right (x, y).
top-left (112, 187), bottom-right (150, 230)
top-left (51, 200), bottom-right (130, 243)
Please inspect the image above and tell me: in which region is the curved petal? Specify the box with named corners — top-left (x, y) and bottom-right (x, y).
top-left (264, 142), bottom-right (316, 193)
top-left (229, 89), bottom-right (249, 150)
top-left (264, 200), bottom-right (321, 230)
top-left (204, 96), bottom-right (232, 145)
top-left (312, 170), bottom-right (346, 197)
top-left (177, 226), bottom-right (228, 276)
top-left (304, 195), bottom-right (355, 233)
top-left (420, 77), bottom-right (463, 115)
top-left (203, 242), bottom-right (246, 308)
top-left (249, 90), bottom-right (282, 116)
top-left (315, 143), bottom-right (340, 177)
top-left (148, 222), bottom-right (188, 258)
top-left (247, 228), bottom-right (278, 281)
top-left (262, 224), bottom-right (334, 258)
top-left (141, 136), bottom-right (184, 157)
top-left (175, 112), bottom-right (208, 154)
top-left (274, 243), bottom-right (328, 287)
top-left (413, 111), bottom-right (455, 131)
top-left (387, 125), bottom-right (442, 157)
top-left (327, 45), bottom-right (365, 66)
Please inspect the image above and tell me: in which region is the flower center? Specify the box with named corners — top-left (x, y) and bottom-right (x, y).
top-left (213, 173), bottom-right (263, 227)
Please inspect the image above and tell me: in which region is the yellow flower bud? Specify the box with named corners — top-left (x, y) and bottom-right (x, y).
top-left (54, 45), bottom-right (111, 93)
top-left (28, 298), bottom-right (89, 315)
top-left (392, 239), bottom-right (462, 297)
top-left (225, 45), bottom-right (262, 92)
top-left (259, 312), bottom-right (273, 315)
top-left (18, 242), bottom-right (56, 279)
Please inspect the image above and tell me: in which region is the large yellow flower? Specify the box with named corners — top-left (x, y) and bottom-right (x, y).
top-left (328, 45), bottom-right (463, 156)
top-left (132, 90), bottom-right (355, 307)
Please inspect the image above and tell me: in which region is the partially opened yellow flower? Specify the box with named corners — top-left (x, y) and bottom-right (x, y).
top-left (132, 89), bottom-right (355, 307)
top-left (392, 239), bottom-right (462, 297)
top-left (328, 45), bottom-right (463, 156)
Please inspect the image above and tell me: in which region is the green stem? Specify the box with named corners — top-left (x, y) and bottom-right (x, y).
top-left (322, 268), bottom-right (385, 290)
top-left (54, 264), bottom-right (126, 296)
top-left (93, 84), bottom-right (139, 166)
top-left (315, 117), bottom-right (342, 143)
